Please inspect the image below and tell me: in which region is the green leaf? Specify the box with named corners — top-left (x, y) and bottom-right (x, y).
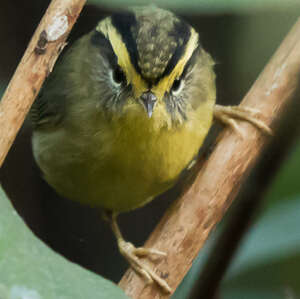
top-left (0, 186), bottom-right (129, 299)
top-left (221, 197), bottom-right (300, 298)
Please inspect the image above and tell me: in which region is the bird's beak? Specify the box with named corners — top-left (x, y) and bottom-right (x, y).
top-left (140, 91), bottom-right (157, 118)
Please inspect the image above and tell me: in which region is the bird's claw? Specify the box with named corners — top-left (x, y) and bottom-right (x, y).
top-left (118, 240), bottom-right (171, 293)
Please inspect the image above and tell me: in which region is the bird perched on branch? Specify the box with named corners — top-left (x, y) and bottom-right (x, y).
top-left (31, 6), bottom-right (270, 293)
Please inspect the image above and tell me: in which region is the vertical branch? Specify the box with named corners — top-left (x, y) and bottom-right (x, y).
top-left (0, 0), bottom-right (86, 167)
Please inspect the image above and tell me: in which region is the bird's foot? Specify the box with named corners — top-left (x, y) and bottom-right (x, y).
top-left (117, 239), bottom-right (171, 293)
top-left (214, 104), bottom-right (273, 138)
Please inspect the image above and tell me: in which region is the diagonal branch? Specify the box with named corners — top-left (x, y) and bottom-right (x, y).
top-left (0, 0), bottom-right (86, 167)
top-left (190, 96), bottom-right (300, 299)
top-left (119, 18), bottom-right (300, 298)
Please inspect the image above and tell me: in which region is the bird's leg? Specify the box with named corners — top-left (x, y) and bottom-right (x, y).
top-left (213, 104), bottom-right (273, 137)
top-left (106, 211), bottom-right (171, 293)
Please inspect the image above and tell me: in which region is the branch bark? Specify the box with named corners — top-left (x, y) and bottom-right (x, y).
top-left (119, 18), bottom-right (300, 298)
top-left (0, 0), bottom-right (86, 167)
top-left (190, 96), bottom-right (300, 299)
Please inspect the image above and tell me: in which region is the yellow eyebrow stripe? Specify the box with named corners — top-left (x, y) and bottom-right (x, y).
top-left (152, 27), bottom-right (199, 100)
top-left (96, 19), bottom-right (198, 101)
top-left (96, 18), bottom-right (148, 98)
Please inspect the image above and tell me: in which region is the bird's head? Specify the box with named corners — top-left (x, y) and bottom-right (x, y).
top-left (87, 6), bottom-right (215, 126)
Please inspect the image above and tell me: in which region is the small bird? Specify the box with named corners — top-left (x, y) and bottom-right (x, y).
top-left (30, 6), bottom-right (270, 293)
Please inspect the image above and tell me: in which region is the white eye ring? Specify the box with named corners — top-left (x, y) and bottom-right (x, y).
top-left (171, 79), bottom-right (184, 95)
top-left (110, 67), bottom-right (126, 88)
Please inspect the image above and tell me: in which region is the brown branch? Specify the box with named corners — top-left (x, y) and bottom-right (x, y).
top-left (0, 0), bottom-right (86, 167)
top-left (190, 96), bottom-right (300, 299)
top-left (119, 18), bottom-right (300, 298)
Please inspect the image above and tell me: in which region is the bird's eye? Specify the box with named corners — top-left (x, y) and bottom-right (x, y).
top-left (171, 79), bottom-right (183, 95)
top-left (111, 66), bottom-right (126, 86)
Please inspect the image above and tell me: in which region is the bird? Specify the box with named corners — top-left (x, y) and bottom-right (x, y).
top-left (30, 6), bottom-right (271, 293)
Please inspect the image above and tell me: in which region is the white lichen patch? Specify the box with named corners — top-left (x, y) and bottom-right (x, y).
top-left (46, 14), bottom-right (68, 42)
top-left (265, 82), bottom-right (279, 96)
top-left (265, 62), bottom-right (287, 96)
top-left (10, 286), bottom-right (41, 299)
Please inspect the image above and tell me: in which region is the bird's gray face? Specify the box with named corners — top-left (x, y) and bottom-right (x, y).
top-left (88, 7), bottom-right (215, 124)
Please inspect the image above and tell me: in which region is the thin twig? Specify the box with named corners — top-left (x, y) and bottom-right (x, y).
top-left (119, 18), bottom-right (300, 298)
top-left (0, 0), bottom-right (86, 167)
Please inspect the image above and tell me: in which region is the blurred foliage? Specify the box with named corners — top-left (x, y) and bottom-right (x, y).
top-left (0, 187), bottom-right (128, 299)
top-left (223, 140), bottom-right (300, 297)
top-left (220, 142), bottom-right (300, 297)
top-left (265, 141), bottom-right (300, 206)
top-left (0, 1), bottom-right (299, 299)
top-left (222, 197), bottom-right (300, 298)
top-left (88, 0), bottom-right (300, 13)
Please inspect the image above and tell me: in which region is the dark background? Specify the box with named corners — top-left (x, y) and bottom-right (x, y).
top-left (0, 1), bottom-right (299, 298)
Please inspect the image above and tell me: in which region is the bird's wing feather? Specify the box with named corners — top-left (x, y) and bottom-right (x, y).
top-left (30, 74), bottom-right (66, 129)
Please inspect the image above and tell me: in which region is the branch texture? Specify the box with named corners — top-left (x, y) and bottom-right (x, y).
top-left (0, 0), bottom-right (86, 167)
top-left (119, 18), bottom-right (300, 298)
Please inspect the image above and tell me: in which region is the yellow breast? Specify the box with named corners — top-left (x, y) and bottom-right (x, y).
top-left (81, 99), bottom-right (214, 211)
top-left (35, 98), bottom-right (214, 212)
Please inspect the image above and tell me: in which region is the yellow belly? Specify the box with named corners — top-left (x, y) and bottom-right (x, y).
top-left (34, 100), bottom-right (214, 212)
